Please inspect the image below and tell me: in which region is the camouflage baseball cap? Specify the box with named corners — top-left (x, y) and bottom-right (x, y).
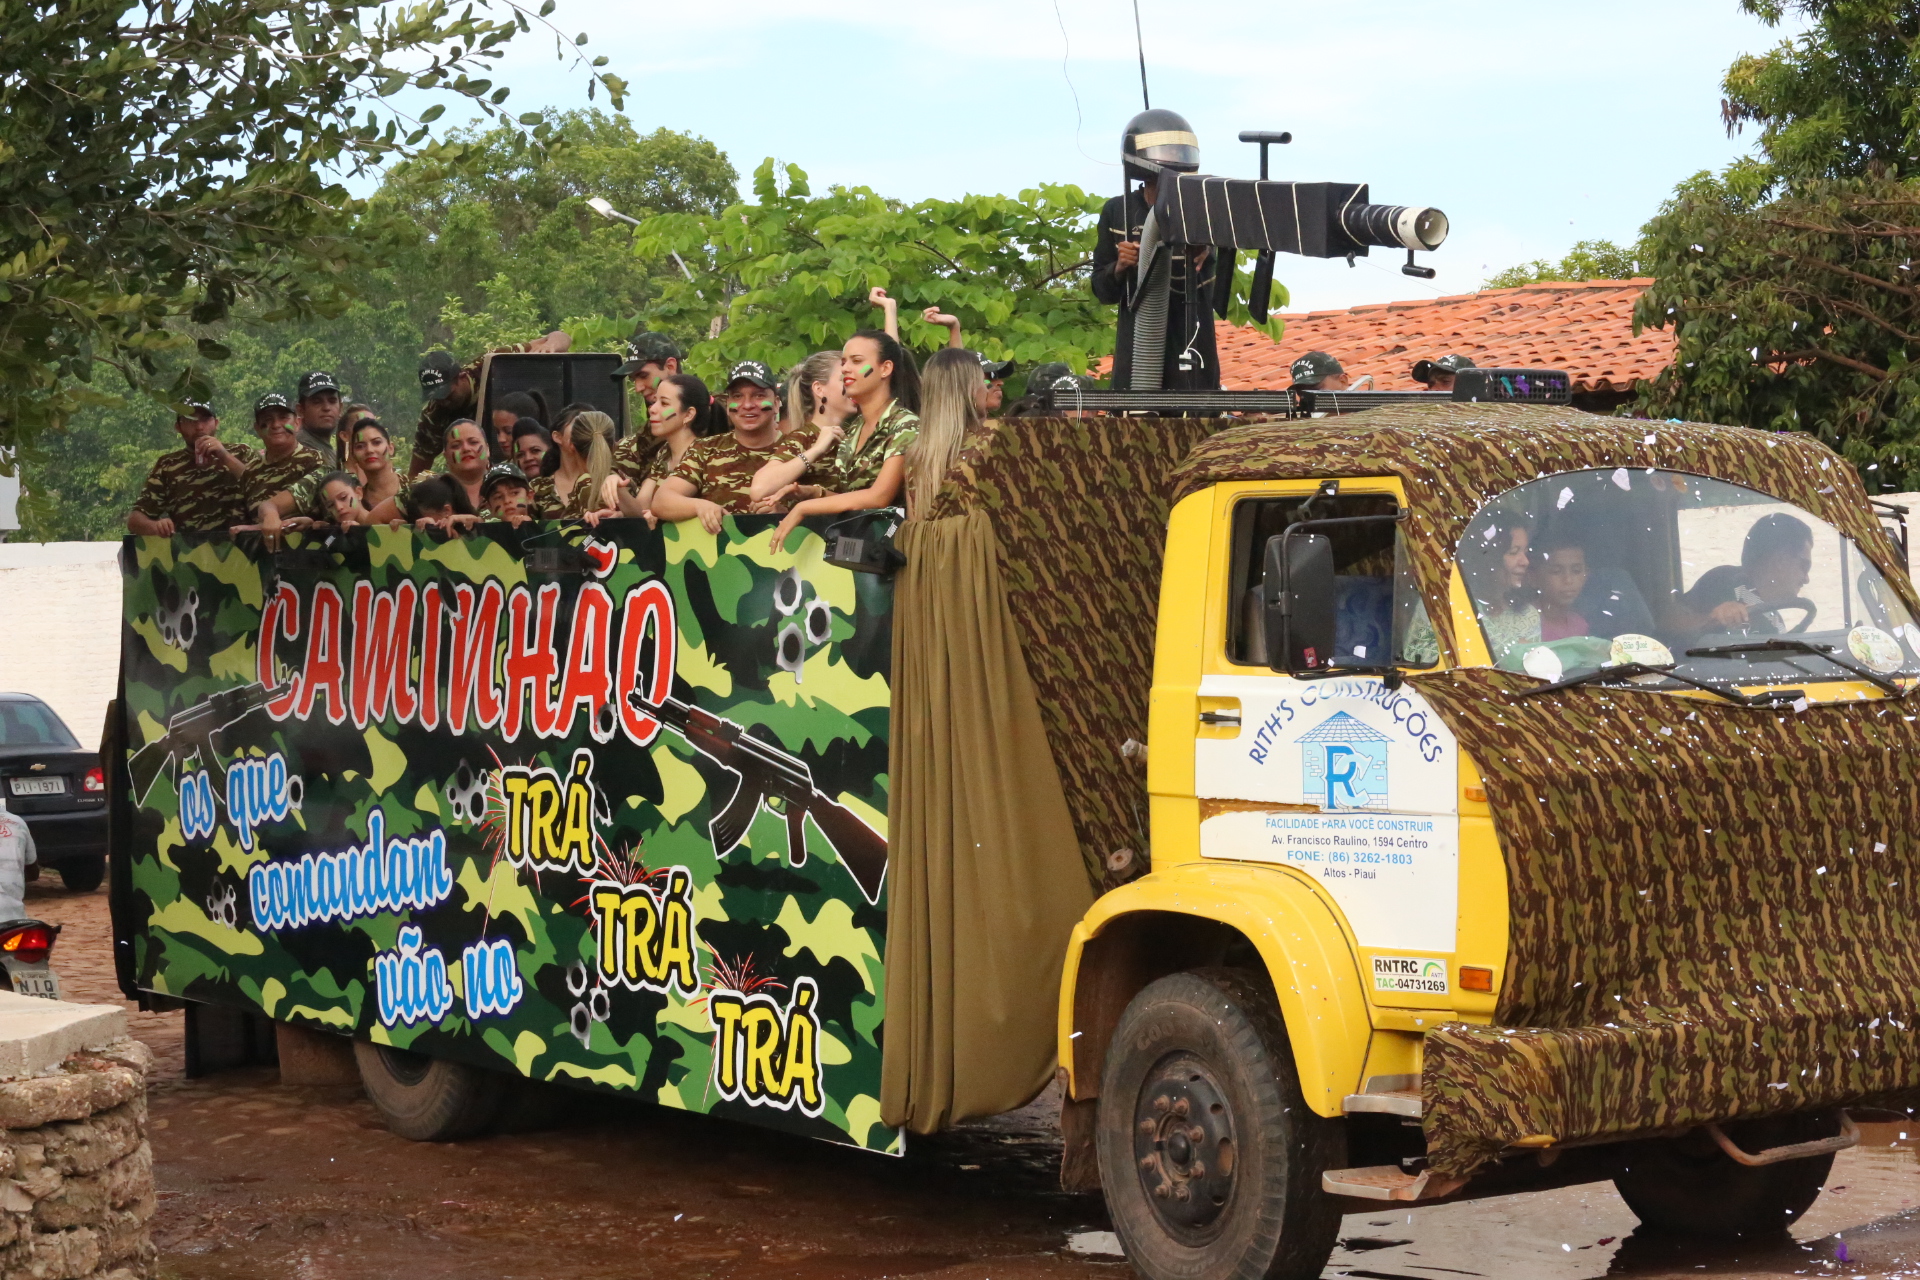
top-left (178, 401), bottom-right (215, 420)
top-left (419, 350), bottom-right (461, 402)
top-left (1289, 350), bottom-right (1344, 388)
top-left (1023, 362), bottom-right (1073, 398)
top-left (480, 462), bottom-right (531, 499)
top-left (296, 370), bottom-right (339, 400)
top-left (613, 331), bottom-right (686, 377)
top-left (975, 354), bottom-right (1017, 382)
top-left (725, 359), bottom-right (778, 392)
top-left (1411, 353), bottom-right (1478, 384)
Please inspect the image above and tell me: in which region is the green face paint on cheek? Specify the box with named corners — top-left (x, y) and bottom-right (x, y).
top-left (859, 364), bottom-right (874, 377)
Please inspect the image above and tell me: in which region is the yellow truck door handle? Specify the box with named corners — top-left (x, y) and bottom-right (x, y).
top-left (1199, 710), bottom-right (1241, 725)
top-left (1197, 696), bottom-right (1241, 735)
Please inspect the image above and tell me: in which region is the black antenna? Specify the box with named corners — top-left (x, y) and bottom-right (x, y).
top-left (1132, 0), bottom-right (1149, 108)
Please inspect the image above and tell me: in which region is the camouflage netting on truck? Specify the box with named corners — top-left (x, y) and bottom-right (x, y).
top-left (928, 415), bottom-right (1215, 884)
top-left (1174, 404), bottom-right (1920, 1178)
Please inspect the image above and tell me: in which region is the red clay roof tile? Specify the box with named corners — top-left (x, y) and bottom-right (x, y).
top-left (1099, 278), bottom-right (1673, 393)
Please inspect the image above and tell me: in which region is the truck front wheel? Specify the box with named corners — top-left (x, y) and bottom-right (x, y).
top-left (354, 1041), bottom-right (505, 1141)
top-left (1613, 1112), bottom-right (1839, 1238)
top-left (1096, 968), bottom-right (1343, 1280)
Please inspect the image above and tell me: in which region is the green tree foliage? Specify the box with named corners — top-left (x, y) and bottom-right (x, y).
top-left (1483, 239), bottom-right (1646, 289)
top-left (0, 0), bottom-right (625, 463)
top-left (632, 160), bottom-right (1285, 381)
top-left (362, 110), bottom-right (739, 345)
top-left (1636, 2), bottom-right (1920, 485)
top-left (16, 110), bottom-right (725, 541)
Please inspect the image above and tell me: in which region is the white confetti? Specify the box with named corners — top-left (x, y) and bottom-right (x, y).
top-left (1611, 468), bottom-right (1631, 490)
top-left (1557, 486), bottom-right (1575, 510)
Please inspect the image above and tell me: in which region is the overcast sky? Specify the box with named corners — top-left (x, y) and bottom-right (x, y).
top-left (473, 0), bottom-right (1804, 313)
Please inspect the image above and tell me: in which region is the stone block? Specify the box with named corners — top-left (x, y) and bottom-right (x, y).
top-left (274, 1023), bottom-right (358, 1087)
top-left (0, 1000), bottom-right (125, 1084)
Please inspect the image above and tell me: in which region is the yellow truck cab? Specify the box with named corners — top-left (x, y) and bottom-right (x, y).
top-left (1057, 403), bottom-right (1920, 1280)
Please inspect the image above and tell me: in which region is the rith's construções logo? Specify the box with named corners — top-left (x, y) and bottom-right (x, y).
top-left (1299, 712), bottom-right (1389, 811)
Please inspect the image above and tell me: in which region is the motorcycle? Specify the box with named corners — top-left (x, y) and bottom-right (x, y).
top-left (0, 920), bottom-right (62, 999)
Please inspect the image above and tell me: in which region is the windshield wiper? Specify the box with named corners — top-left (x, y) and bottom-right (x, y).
top-left (1686, 639), bottom-right (1907, 698)
top-left (1515, 662), bottom-right (1777, 707)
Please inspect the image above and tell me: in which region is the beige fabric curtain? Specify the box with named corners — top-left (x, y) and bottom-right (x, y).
top-left (881, 511), bottom-right (1095, 1133)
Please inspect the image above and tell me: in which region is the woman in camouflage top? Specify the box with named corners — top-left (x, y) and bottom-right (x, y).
top-left (764, 329), bottom-right (920, 552)
top-left (528, 410), bottom-right (620, 520)
top-left (611, 375), bottom-right (715, 526)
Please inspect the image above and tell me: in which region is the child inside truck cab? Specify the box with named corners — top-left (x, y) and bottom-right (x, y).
top-left (1531, 533), bottom-right (1591, 641)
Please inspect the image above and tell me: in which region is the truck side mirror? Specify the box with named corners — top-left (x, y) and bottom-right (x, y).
top-left (1263, 532), bottom-right (1336, 672)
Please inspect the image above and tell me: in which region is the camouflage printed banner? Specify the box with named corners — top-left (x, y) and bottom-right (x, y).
top-left (118, 519), bottom-right (899, 1152)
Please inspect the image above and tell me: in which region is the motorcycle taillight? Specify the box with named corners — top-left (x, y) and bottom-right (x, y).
top-left (2, 926), bottom-right (55, 965)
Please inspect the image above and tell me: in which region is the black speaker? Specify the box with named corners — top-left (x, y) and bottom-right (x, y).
top-left (480, 352), bottom-right (628, 437)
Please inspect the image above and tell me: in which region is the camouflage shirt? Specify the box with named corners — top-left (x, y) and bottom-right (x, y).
top-left (527, 472), bottom-right (607, 520)
top-left (829, 400), bottom-right (919, 493)
top-left (612, 432), bottom-right (663, 486)
top-left (133, 444), bottom-right (259, 530)
top-left (413, 340), bottom-right (540, 466)
top-left (670, 433), bottom-right (803, 512)
top-left (242, 446), bottom-right (329, 511)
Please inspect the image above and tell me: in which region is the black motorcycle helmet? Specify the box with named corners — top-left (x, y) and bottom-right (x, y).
top-left (1122, 108), bottom-right (1201, 181)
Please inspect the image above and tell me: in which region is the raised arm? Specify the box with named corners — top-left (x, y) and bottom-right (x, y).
top-left (867, 287), bottom-right (899, 341)
top-left (922, 307), bottom-right (964, 349)
top-left (767, 454), bottom-right (906, 552)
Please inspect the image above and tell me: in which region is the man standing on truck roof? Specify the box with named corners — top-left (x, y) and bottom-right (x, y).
top-left (292, 370), bottom-right (344, 461)
top-left (1092, 109), bottom-right (1222, 393)
top-left (412, 330), bottom-right (572, 477)
top-left (126, 403), bottom-right (256, 536)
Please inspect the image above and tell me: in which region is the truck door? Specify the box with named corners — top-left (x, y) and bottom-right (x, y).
top-left (1193, 482), bottom-right (1464, 1007)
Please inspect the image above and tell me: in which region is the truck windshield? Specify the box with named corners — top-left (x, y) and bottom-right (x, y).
top-left (1459, 468), bottom-right (1920, 691)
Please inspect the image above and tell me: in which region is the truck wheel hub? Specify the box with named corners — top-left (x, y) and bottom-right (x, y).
top-left (1133, 1053), bottom-right (1235, 1233)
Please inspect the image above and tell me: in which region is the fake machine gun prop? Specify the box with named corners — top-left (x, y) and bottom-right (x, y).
top-left (127, 681), bottom-right (290, 808)
top-left (629, 691), bottom-right (889, 904)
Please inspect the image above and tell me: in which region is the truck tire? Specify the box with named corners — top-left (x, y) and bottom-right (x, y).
top-left (1096, 968), bottom-right (1343, 1280)
top-left (57, 858), bottom-right (105, 893)
top-left (353, 1041), bottom-right (505, 1141)
top-left (1614, 1112), bottom-right (1839, 1237)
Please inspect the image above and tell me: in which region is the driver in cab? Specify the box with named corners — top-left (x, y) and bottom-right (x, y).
top-left (1677, 513), bottom-right (1815, 634)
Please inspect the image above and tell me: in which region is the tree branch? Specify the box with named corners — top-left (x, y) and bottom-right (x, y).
top-left (1766, 345), bottom-right (1891, 379)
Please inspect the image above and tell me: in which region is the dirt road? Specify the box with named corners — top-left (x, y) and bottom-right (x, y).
top-left (29, 879), bottom-right (1920, 1279)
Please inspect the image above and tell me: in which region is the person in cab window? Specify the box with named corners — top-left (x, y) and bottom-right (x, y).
top-left (236, 393), bottom-right (328, 533)
top-left (1530, 533), bottom-right (1591, 641)
top-left (530, 410), bottom-right (619, 521)
top-left (611, 374), bottom-right (716, 525)
top-left (652, 361), bottom-right (804, 534)
top-left (1677, 513), bottom-right (1816, 635)
top-left (1473, 518), bottom-right (1541, 661)
top-left (127, 402), bottom-right (254, 536)
top-left (749, 352), bottom-right (854, 512)
top-left (763, 331), bottom-right (921, 552)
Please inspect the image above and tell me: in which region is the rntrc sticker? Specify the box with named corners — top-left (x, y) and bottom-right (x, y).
top-left (1373, 955), bottom-right (1448, 994)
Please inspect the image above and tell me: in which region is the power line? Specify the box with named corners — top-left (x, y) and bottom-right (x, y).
top-left (1132, 0), bottom-right (1150, 109)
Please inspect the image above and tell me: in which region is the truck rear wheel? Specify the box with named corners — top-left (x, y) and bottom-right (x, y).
top-left (1614, 1112), bottom-right (1839, 1237)
top-left (353, 1041), bottom-right (505, 1142)
top-left (1095, 968), bottom-right (1343, 1280)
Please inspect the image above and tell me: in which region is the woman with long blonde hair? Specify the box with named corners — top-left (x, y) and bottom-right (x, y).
top-left (751, 351), bottom-right (854, 509)
top-left (532, 409), bottom-right (617, 519)
top-left (903, 349), bottom-right (985, 518)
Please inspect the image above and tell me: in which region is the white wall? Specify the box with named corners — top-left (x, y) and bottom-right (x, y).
top-left (0, 543), bottom-right (122, 747)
